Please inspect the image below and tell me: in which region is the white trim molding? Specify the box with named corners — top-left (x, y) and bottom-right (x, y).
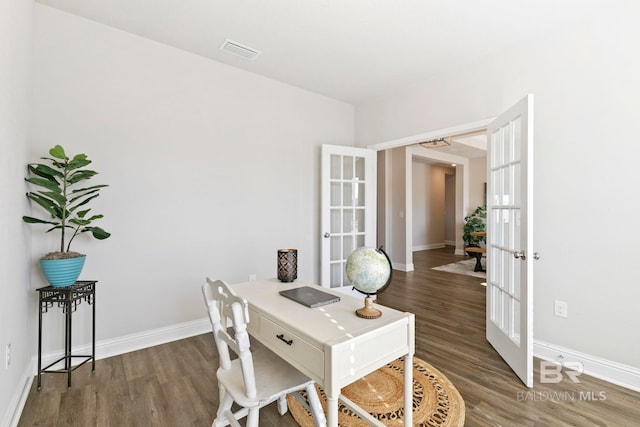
top-left (33, 318), bottom-right (211, 375)
top-left (413, 243), bottom-right (446, 252)
top-left (392, 262), bottom-right (414, 272)
top-left (10, 316), bottom-right (639, 427)
top-left (12, 319), bottom-right (211, 426)
top-left (534, 339), bottom-right (640, 392)
top-left (366, 118), bottom-right (495, 152)
top-left (2, 364), bottom-right (33, 427)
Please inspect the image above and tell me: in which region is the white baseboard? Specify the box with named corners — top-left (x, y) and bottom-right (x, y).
top-left (413, 243), bottom-right (445, 252)
top-left (2, 363), bottom-right (34, 427)
top-left (444, 240), bottom-right (456, 246)
top-left (9, 317), bottom-right (639, 427)
top-left (11, 319), bottom-right (210, 426)
top-left (34, 318), bottom-right (211, 373)
top-left (534, 339), bottom-right (640, 392)
top-left (391, 262), bottom-right (414, 272)
top-left (454, 248), bottom-right (466, 256)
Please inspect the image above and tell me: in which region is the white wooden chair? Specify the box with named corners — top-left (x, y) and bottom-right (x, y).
top-left (202, 278), bottom-right (326, 427)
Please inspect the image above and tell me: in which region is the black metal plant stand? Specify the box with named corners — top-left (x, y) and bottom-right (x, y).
top-left (36, 280), bottom-right (96, 389)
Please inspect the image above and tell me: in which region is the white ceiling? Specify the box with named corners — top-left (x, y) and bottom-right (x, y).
top-left (36, 0), bottom-right (612, 105)
top-left (447, 134), bottom-right (487, 159)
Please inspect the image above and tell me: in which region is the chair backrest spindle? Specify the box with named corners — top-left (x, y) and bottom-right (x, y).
top-left (202, 278), bottom-right (257, 399)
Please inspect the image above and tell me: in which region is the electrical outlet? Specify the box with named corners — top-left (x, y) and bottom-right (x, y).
top-left (554, 300), bottom-right (568, 318)
top-left (249, 274), bottom-right (256, 282)
top-left (5, 343), bottom-right (10, 369)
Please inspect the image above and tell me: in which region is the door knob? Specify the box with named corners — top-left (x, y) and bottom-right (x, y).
top-left (514, 250), bottom-right (526, 260)
top-left (324, 232), bottom-right (331, 238)
top-left (533, 252), bottom-right (540, 260)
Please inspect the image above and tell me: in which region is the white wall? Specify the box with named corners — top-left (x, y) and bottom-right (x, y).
top-left (0, 0), bottom-right (33, 424)
top-left (376, 150), bottom-right (387, 249)
top-left (356, 2), bottom-right (640, 369)
top-left (411, 161), bottom-right (431, 249)
top-left (444, 173), bottom-right (455, 243)
top-left (468, 156), bottom-right (487, 212)
top-left (412, 161), bottom-right (450, 250)
top-left (388, 147), bottom-right (409, 269)
top-left (31, 5), bottom-right (354, 353)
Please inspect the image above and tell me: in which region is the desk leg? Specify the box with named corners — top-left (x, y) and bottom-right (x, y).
top-left (404, 354), bottom-right (413, 427)
top-left (326, 394), bottom-right (339, 427)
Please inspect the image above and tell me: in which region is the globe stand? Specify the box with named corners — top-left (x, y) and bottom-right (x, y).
top-left (356, 296), bottom-right (382, 319)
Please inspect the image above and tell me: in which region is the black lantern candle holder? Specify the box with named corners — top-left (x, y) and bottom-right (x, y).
top-left (277, 249), bottom-right (298, 282)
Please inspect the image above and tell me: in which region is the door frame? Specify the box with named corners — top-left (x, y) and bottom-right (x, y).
top-left (367, 104), bottom-right (534, 388)
top-left (367, 118), bottom-right (494, 269)
top-left (410, 146), bottom-right (470, 258)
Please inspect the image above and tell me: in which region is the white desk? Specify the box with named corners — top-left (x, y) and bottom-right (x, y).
top-left (232, 279), bottom-right (415, 427)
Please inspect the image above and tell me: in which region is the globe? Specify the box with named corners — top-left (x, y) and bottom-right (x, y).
top-left (345, 246), bottom-right (392, 319)
top-left (345, 246), bottom-right (392, 295)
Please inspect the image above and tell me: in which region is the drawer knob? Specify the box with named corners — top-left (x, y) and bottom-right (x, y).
top-left (276, 334), bottom-right (293, 346)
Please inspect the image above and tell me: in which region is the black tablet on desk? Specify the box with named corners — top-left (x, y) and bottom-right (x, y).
top-left (279, 286), bottom-right (341, 308)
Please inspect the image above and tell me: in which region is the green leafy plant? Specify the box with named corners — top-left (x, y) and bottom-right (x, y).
top-left (22, 145), bottom-right (110, 259)
top-left (463, 205), bottom-right (486, 247)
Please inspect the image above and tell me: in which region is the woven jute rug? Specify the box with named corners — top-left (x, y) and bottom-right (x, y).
top-left (286, 357), bottom-right (465, 427)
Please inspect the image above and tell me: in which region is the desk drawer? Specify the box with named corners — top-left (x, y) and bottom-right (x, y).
top-left (261, 317), bottom-right (324, 380)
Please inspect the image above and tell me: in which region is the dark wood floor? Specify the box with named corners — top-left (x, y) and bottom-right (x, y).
top-left (19, 247), bottom-right (640, 426)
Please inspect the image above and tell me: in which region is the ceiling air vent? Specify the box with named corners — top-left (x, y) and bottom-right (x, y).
top-left (220, 39), bottom-right (261, 61)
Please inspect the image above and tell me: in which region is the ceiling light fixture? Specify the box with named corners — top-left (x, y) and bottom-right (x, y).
top-left (220, 39), bottom-right (261, 61)
top-left (419, 137), bottom-right (451, 149)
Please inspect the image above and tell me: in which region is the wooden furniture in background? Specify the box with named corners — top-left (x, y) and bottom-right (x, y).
top-left (467, 231), bottom-right (486, 272)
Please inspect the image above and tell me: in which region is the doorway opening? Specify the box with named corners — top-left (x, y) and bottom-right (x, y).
top-left (369, 95), bottom-right (535, 387)
top-left (374, 128), bottom-right (488, 271)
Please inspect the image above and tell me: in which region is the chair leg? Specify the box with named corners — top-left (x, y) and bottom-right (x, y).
top-left (277, 395), bottom-right (288, 415)
top-left (213, 390), bottom-right (234, 427)
top-left (223, 410), bottom-right (242, 427)
top-left (246, 407), bottom-right (260, 427)
top-left (305, 384), bottom-right (327, 427)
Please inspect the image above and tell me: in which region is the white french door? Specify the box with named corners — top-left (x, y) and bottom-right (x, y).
top-left (486, 94), bottom-right (535, 387)
top-left (321, 145), bottom-right (377, 289)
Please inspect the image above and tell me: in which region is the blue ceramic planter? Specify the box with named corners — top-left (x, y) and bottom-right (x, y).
top-left (40, 256), bottom-right (86, 287)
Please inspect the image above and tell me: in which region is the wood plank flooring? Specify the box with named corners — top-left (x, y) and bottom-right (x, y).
top-left (19, 247), bottom-right (640, 426)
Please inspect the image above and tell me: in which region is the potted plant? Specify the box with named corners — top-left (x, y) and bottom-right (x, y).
top-left (463, 205), bottom-right (486, 249)
top-left (23, 145), bottom-right (110, 287)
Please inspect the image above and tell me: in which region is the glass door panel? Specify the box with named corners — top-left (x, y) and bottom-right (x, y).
top-left (322, 145), bottom-right (376, 288)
